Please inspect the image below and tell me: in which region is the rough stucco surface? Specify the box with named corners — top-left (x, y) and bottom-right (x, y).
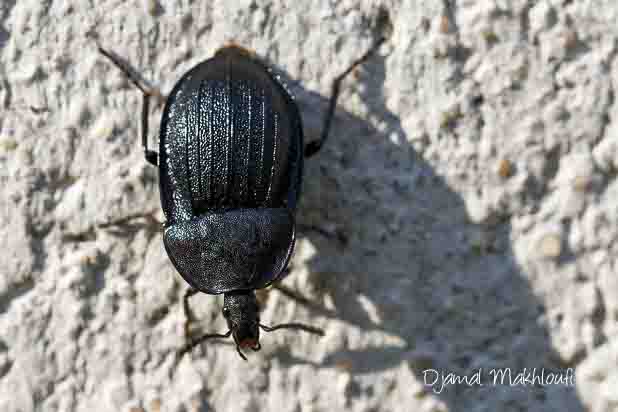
top-left (1, 1), bottom-right (617, 411)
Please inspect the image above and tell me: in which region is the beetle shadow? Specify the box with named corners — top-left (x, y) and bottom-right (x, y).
top-left (264, 54), bottom-right (585, 410)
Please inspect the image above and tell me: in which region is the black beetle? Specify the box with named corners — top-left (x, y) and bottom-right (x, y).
top-left (97, 36), bottom-right (386, 360)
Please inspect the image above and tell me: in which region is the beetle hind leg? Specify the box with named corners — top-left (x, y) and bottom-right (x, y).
top-left (271, 282), bottom-right (316, 308)
top-left (267, 271), bottom-right (337, 318)
top-left (269, 281), bottom-right (335, 316)
top-left (183, 288), bottom-right (200, 341)
top-left (97, 44), bottom-right (165, 166)
top-left (304, 35), bottom-right (389, 158)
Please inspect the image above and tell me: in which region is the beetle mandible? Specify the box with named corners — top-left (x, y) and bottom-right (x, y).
top-left (97, 34), bottom-right (386, 360)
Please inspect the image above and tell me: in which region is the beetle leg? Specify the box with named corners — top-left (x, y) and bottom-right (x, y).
top-left (304, 35), bottom-right (388, 158)
top-left (183, 288), bottom-right (200, 340)
top-left (141, 93), bottom-right (159, 166)
top-left (97, 211), bottom-right (163, 230)
top-left (97, 44), bottom-right (165, 166)
top-left (271, 282), bottom-right (323, 311)
top-left (269, 279), bottom-right (338, 318)
top-left (61, 211), bottom-right (163, 241)
top-left (179, 329), bottom-right (233, 357)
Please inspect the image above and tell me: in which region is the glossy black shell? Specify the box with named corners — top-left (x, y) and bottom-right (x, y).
top-left (158, 46), bottom-right (303, 294)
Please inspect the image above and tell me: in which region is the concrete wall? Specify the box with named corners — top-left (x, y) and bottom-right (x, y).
top-left (1, 1), bottom-right (616, 411)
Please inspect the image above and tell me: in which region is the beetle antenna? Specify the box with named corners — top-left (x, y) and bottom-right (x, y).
top-left (180, 329), bottom-right (232, 356)
top-left (259, 322), bottom-right (324, 336)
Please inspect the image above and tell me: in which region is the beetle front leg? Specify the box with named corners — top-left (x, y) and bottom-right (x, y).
top-left (97, 44), bottom-right (165, 166)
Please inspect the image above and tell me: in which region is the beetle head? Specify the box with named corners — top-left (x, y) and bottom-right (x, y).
top-left (181, 290), bottom-right (325, 361)
top-left (223, 291), bottom-right (261, 354)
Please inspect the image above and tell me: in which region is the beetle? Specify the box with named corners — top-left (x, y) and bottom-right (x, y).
top-left (97, 36), bottom-right (386, 360)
